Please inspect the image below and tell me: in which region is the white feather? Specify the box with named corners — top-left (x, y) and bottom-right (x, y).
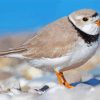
top-left (29, 39), bottom-right (99, 71)
top-left (75, 16), bottom-right (83, 19)
top-left (5, 54), bottom-right (25, 59)
top-left (82, 23), bottom-right (100, 35)
top-left (69, 15), bottom-right (100, 35)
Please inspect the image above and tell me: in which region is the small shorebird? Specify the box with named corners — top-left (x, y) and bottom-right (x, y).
top-left (0, 9), bottom-right (100, 88)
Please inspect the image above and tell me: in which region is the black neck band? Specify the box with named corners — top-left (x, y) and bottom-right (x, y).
top-left (68, 17), bottom-right (99, 44)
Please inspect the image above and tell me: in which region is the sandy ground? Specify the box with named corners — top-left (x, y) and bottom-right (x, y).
top-left (0, 58), bottom-right (100, 100)
top-left (0, 35), bottom-right (100, 100)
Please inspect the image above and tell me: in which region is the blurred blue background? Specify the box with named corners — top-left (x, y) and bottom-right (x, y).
top-left (0, 0), bottom-right (100, 36)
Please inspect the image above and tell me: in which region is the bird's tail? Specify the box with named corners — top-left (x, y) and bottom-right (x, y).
top-left (0, 47), bottom-right (27, 59)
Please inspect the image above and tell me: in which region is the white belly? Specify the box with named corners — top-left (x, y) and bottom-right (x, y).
top-left (29, 40), bottom-right (98, 71)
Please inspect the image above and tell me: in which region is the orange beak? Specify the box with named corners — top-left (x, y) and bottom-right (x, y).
top-left (96, 20), bottom-right (100, 26)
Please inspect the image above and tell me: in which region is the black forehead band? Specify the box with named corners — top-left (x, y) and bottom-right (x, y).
top-left (92, 12), bottom-right (98, 17)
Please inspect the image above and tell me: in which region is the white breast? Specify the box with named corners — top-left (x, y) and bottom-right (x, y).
top-left (66, 40), bottom-right (98, 67)
top-left (29, 39), bottom-right (99, 71)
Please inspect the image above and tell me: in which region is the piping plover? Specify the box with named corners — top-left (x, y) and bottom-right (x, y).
top-left (0, 9), bottom-right (100, 88)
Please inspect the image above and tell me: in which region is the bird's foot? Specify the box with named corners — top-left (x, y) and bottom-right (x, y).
top-left (55, 69), bottom-right (74, 88)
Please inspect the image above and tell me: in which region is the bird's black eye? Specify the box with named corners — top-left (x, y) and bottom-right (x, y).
top-left (82, 17), bottom-right (88, 21)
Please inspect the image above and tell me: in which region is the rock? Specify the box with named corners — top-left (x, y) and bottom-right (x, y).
top-left (16, 63), bottom-right (43, 80)
top-left (0, 78), bottom-right (20, 92)
top-left (9, 89), bottom-right (21, 96)
top-left (0, 71), bottom-right (13, 81)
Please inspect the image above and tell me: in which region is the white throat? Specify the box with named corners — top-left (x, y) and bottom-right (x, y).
top-left (69, 15), bottom-right (100, 35)
top-left (81, 24), bottom-right (100, 35)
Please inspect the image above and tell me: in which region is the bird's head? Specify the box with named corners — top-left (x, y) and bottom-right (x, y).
top-left (69, 9), bottom-right (100, 35)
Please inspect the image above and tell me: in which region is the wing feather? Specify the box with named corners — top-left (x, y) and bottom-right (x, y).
top-left (22, 17), bottom-right (78, 58)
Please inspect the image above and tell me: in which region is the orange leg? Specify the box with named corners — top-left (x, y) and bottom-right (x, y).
top-left (55, 69), bottom-right (74, 88)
